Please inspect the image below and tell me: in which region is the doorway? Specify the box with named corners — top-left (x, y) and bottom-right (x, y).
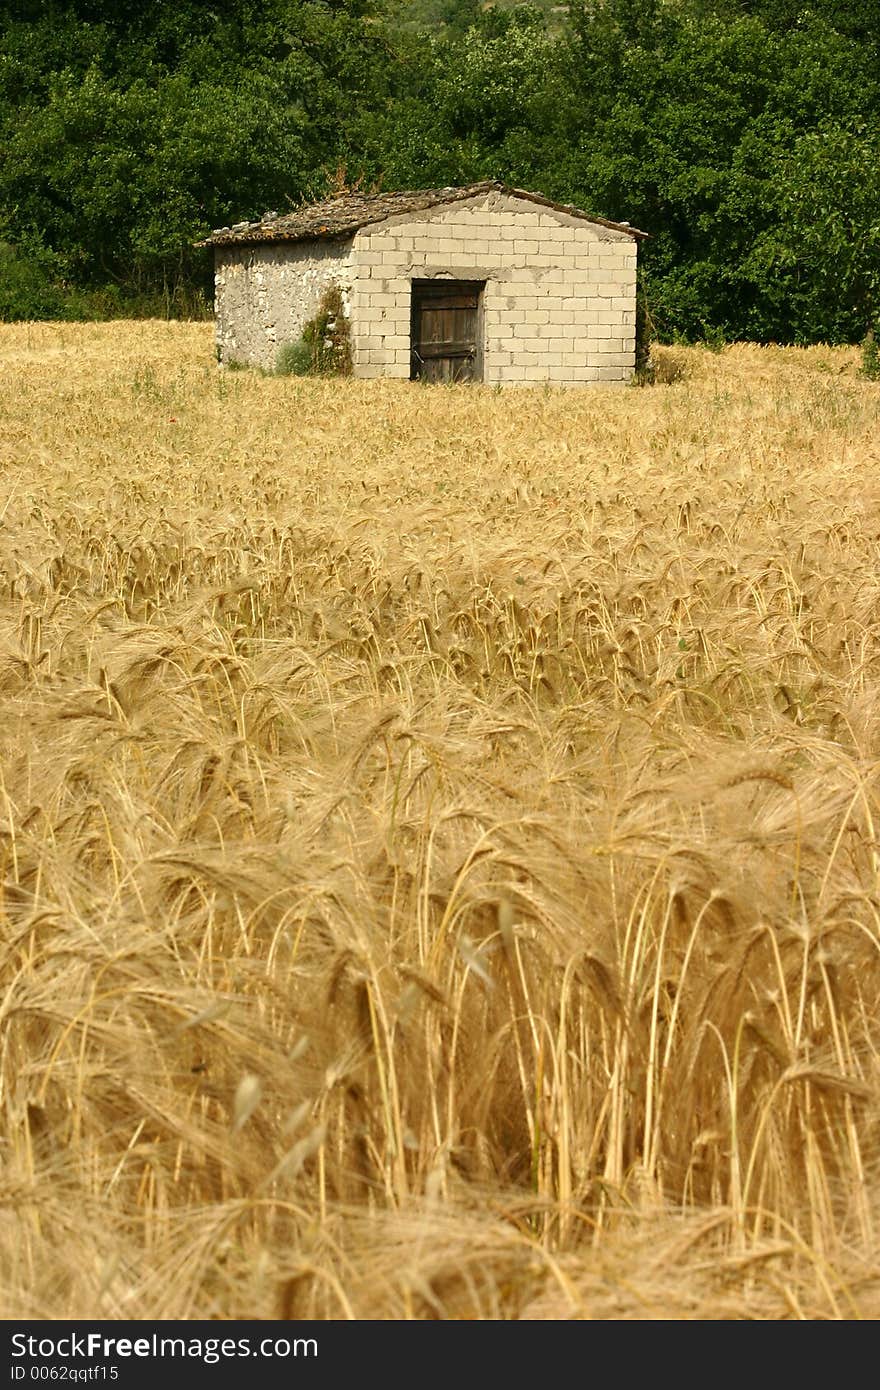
top-left (410, 280), bottom-right (484, 383)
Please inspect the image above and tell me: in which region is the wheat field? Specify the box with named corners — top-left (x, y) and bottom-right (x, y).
top-left (2, 321), bottom-right (880, 1319)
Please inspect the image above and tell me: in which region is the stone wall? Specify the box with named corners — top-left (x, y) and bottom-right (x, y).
top-left (350, 190), bottom-right (637, 384)
top-left (214, 239), bottom-right (354, 370)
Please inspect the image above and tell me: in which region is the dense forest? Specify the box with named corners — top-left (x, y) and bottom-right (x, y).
top-left (1, 0), bottom-right (878, 341)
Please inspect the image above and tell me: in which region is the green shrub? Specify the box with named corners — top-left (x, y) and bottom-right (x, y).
top-left (634, 288), bottom-right (655, 384)
top-left (860, 327), bottom-right (880, 380)
top-left (0, 241), bottom-right (65, 321)
top-left (0, 240), bottom-right (212, 322)
top-left (632, 293), bottom-right (690, 385)
top-left (701, 323), bottom-right (728, 354)
top-left (276, 285), bottom-right (352, 377)
top-left (275, 338), bottom-right (316, 377)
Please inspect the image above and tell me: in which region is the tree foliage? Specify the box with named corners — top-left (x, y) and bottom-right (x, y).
top-left (1, 0), bottom-right (877, 341)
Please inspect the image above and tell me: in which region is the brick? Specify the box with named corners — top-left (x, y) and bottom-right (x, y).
top-left (592, 352), bottom-right (632, 367)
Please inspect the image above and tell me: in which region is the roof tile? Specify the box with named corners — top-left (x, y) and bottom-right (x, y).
top-left (197, 182), bottom-right (646, 247)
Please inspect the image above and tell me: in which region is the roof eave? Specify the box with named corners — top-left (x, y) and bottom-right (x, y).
top-left (195, 226), bottom-right (357, 249)
top-left (496, 185), bottom-right (648, 240)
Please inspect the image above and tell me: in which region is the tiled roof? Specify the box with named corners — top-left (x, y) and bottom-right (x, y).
top-left (198, 181), bottom-right (647, 247)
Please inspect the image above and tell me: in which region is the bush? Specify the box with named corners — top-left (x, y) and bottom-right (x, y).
top-left (632, 304), bottom-right (690, 388)
top-left (0, 241), bottom-right (213, 322)
top-left (701, 323), bottom-right (728, 354)
top-left (276, 285), bottom-right (352, 377)
top-left (860, 327), bottom-right (880, 380)
top-left (0, 241), bottom-right (65, 320)
top-left (633, 289), bottom-right (655, 385)
top-left (275, 338), bottom-right (316, 377)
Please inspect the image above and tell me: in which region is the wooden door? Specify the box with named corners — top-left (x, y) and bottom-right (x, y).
top-left (411, 281), bottom-right (483, 383)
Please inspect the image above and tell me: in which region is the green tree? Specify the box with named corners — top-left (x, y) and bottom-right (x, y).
top-left (561, 2), bottom-right (880, 340)
top-left (0, 1), bottom-right (396, 309)
top-left (2, 0), bottom-right (879, 339)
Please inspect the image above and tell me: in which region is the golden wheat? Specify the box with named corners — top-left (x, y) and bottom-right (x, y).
top-left (1, 321), bottom-right (879, 1318)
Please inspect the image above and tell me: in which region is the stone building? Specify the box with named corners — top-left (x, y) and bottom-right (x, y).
top-left (200, 182), bottom-right (646, 385)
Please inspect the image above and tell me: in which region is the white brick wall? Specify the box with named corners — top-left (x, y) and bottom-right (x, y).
top-left (351, 191), bottom-right (638, 385)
